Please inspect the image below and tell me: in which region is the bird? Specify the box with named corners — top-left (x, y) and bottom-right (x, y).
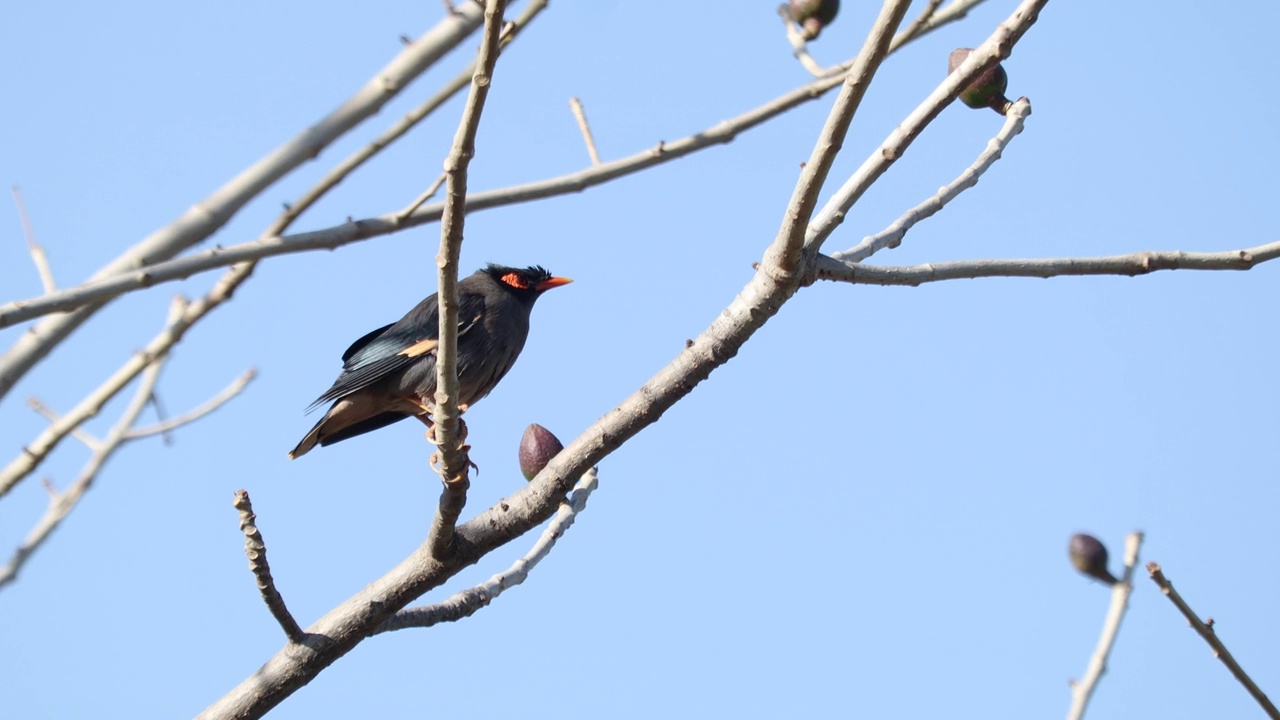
top-left (288, 264), bottom-right (571, 459)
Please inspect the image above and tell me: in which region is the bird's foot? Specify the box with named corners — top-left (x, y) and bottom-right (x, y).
top-left (423, 417), bottom-right (467, 445)
top-left (428, 445), bottom-right (479, 476)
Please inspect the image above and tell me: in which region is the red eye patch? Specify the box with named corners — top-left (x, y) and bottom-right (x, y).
top-left (500, 272), bottom-right (530, 289)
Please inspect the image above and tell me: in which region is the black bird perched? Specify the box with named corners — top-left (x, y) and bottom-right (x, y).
top-left (289, 264), bottom-right (571, 459)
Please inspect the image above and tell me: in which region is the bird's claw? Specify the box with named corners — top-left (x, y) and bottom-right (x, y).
top-left (428, 445), bottom-right (479, 477)
top-left (424, 417), bottom-right (468, 445)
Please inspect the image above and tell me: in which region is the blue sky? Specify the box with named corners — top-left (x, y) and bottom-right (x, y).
top-left (2, 1), bottom-right (1277, 718)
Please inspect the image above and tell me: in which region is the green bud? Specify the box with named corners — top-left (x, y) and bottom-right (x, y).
top-left (948, 48), bottom-right (1012, 114)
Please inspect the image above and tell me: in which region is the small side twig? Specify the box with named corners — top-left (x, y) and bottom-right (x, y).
top-left (833, 97), bottom-right (1030, 263)
top-left (11, 185), bottom-right (56, 293)
top-left (777, 5), bottom-right (831, 77)
top-left (1147, 562), bottom-right (1280, 720)
top-left (1067, 532), bottom-right (1143, 720)
top-left (379, 467), bottom-right (599, 634)
top-left (233, 490), bottom-right (304, 644)
top-left (569, 97), bottom-right (602, 166)
top-left (897, 0), bottom-right (945, 42)
top-left (397, 173), bottom-right (449, 222)
top-left (889, 0), bottom-right (987, 50)
top-left (126, 368), bottom-right (257, 440)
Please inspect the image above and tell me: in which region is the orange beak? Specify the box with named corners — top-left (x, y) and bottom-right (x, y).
top-left (536, 276), bottom-right (573, 291)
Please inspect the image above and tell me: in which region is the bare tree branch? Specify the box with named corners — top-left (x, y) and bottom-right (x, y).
top-left (833, 97), bottom-right (1031, 263)
top-left (895, 0), bottom-right (945, 48)
top-left (0, 300), bottom-right (179, 589)
top-left (1147, 562), bottom-right (1280, 720)
top-left (199, 5), bottom-right (1053, 717)
top-left (0, 7), bottom-right (962, 331)
top-left (234, 490), bottom-right (305, 644)
top-left (124, 368), bottom-right (257, 440)
top-left (379, 466), bottom-right (599, 634)
top-left (778, 4), bottom-right (831, 78)
top-left (0, 4), bottom-right (488, 402)
top-left (26, 397), bottom-right (102, 451)
top-left (11, 185), bottom-right (56, 293)
top-left (889, 0), bottom-right (987, 50)
top-left (426, 0), bottom-right (509, 561)
top-left (801, 2), bottom-right (1045, 258)
top-left (0, 265), bottom-right (255, 499)
top-left (768, 0), bottom-right (914, 275)
top-left (1068, 532), bottom-right (1143, 720)
top-left (282, 0), bottom-right (548, 236)
top-left (813, 240), bottom-right (1280, 286)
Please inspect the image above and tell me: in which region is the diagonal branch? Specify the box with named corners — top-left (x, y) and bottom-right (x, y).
top-left (0, 4), bottom-right (489, 402)
top-left (1147, 562), bottom-right (1280, 720)
top-left (833, 97), bottom-right (1031, 263)
top-left (379, 467), bottom-right (598, 633)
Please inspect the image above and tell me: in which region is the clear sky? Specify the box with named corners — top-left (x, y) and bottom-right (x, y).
top-left (2, 2), bottom-right (1277, 718)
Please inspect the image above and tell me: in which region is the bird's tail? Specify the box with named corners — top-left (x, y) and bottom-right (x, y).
top-left (287, 417), bottom-right (326, 459)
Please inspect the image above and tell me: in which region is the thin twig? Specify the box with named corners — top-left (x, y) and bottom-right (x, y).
top-left (426, 0), bottom-right (508, 559)
top-left (833, 97), bottom-right (1031, 263)
top-left (379, 467), bottom-right (599, 634)
top-left (813, 239), bottom-right (1280, 286)
top-left (1147, 562), bottom-right (1280, 720)
top-left (11, 185), bottom-right (56, 293)
top-left (125, 368), bottom-right (257, 440)
top-left (889, 0), bottom-right (987, 50)
top-left (233, 490), bottom-right (305, 644)
top-left (0, 303), bottom-right (178, 589)
top-left (569, 97), bottom-right (602, 166)
top-left (777, 5), bottom-right (830, 77)
top-left (1067, 532), bottom-right (1143, 720)
top-left (26, 397), bottom-right (103, 451)
top-left (397, 173), bottom-right (449, 222)
top-left (1, 1), bottom-right (966, 331)
top-left (897, 0), bottom-right (945, 44)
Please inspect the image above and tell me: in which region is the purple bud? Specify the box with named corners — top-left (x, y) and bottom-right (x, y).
top-left (519, 423), bottom-right (564, 481)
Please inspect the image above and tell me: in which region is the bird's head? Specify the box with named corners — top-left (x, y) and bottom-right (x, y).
top-left (482, 264), bottom-right (572, 302)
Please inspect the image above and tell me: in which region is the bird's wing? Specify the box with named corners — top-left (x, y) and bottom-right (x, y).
top-left (341, 322), bottom-right (394, 363)
top-left (307, 293), bottom-right (487, 409)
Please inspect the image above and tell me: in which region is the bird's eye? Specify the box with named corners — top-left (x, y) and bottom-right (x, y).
top-left (501, 272), bottom-right (530, 289)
